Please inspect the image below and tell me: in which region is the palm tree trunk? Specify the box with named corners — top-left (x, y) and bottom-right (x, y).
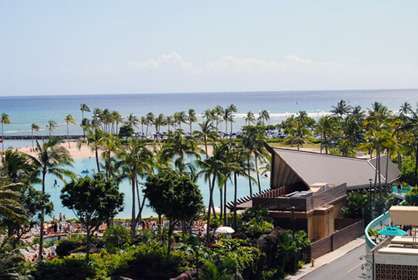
top-left (233, 172), bottom-right (238, 229)
top-left (385, 149), bottom-right (390, 189)
top-left (247, 158), bottom-right (253, 198)
top-left (255, 154), bottom-right (261, 193)
top-left (189, 122), bottom-right (192, 135)
top-left (223, 180), bottom-right (227, 225)
top-left (67, 123), bottom-right (70, 148)
top-left (95, 146), bottom-right (100, 172)
top-left (131, 176), bottom-right (136, 239)
top-left (1, 123), bottom-right (4, 160)
top-left (415, 143), bottom-right (418, 184)
top-left (219, 187), bottom-right (223, 222)
top-left (31, 129), bottom-right (34, 151)
top-left (82, 111), bottom-right (86, 139)
top-left (204, 137), bottom-right (208, 158)
top-left (38, 171), bottom-right (46, 261)
top-left (206, 174), bottom-right (216, 242)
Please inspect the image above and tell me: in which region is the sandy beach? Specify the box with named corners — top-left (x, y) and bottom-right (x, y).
top-left (18, 141), bottom-right (96, 159)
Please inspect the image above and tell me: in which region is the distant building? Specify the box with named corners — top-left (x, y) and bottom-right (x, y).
top-left (232, 147), bottom-right (400, 242)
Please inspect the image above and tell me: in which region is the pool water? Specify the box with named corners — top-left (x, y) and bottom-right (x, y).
top-left (36, 157), bottom-right (270, 220)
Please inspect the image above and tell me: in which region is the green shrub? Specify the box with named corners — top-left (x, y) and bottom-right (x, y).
top-left (103, 224), bottom-right (131, 253)
top-left (56, 239), bottom-right (84, 258)
top-left (33, 257), bottom-right (96, 280)
top-left (110, 242), bottom-right (189, 280)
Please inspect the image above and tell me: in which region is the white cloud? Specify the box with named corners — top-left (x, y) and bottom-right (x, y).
top-left (206, 56), bottom-right (287, 73)
top-left (130, 52), bottom-right (193, 71)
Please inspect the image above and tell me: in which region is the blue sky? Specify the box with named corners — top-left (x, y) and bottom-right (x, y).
top-left (1, 0), bottom-right (418, 96)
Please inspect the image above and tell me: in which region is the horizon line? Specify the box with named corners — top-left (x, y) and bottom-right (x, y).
top-left (0, 88), bottom-right (417, 98)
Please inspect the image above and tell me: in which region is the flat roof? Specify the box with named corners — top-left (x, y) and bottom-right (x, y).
top-left (390, 206), bottom-right (418, 225)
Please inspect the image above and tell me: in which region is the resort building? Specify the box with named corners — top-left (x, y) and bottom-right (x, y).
top-left (232, 147), bottom-right (401, 245)
top-left (371, 206), bottom-right (418, 280)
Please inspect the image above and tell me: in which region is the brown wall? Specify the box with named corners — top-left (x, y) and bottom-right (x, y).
top-left (308, 220), bottom-right (363, 260)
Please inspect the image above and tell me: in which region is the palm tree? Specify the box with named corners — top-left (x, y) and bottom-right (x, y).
top-left (195, 119), bottom-right (216, 158)
top-left (187, 109), bottom-right (197, 135)
top-left (282, 111), bottom-right (315, 151)
top-left (64, 114), bottom-right (76, 147)
top-left (127, 114), bottom-right (139, 132)
top-left (27, 138), bottom-right (73, 260)
top-left (166, 115), bottom-right (174, 132)
top-left (0, 179), bottom-right (25, 232)
top-left (161, 130), bottom-right (200, 171)
top-left (117, 139), bottom-right (153, 238)
top-left (398, 103), bottom-right (418, 182)
top-left (245, 111), bottom-right (256, 125)
top-left (80, 104), bottom-right (90, 137)
top-left (111, 111), bottom-right (123, 135)
top-left (83, 127), bottom-right (105, 172)
top-left (80, 104), bottom-right (91, 122)
top-left (227, 104), bottom-right (237, 135)
top-left (140, 116), bottom-right (146, 136)
top-left (145, 112), bottom-right (155, 137)
top-left (1, 113), bottom-right (11, 159)
top-left (154, 113), bottom-right (166, 136)
top-left (229, 144), bottom-right (248, 228)
top-left (241, 126), bottom-right (268, 193)
top-left (213, 106), bottom-right (224, 131)
top-left (31, 123), bottom-right (40, 151)
top-left (258, 110), bottom-right (270, 125)
top-left (331, 100), bottom-right (352, 117)
top-left (315, 116), bottom-right (337, 154)
top-left (198, 143), bottom-right (227, 241)
top-left (46, 120), bottom-right (57, 136)
top-left (99, 133), bottom-right (121, 180)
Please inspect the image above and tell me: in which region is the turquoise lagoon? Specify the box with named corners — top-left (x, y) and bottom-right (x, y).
top-left (38, 156), bottom-right (270, 220)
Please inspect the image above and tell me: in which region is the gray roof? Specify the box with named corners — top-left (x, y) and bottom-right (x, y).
top-left (272, 148), bottom-right (400, 189)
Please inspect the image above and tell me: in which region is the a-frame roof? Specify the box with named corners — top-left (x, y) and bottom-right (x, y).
top-left (271, 148), bottom-right (400, 189)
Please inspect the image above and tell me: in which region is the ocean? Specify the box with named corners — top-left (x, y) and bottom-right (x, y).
top-left (1, 89), bottom-right (417, 219)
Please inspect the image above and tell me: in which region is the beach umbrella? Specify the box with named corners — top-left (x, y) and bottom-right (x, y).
top-left (378, 226), bottom-right (407, 236)
top-left (215, 226), bottom-right (235, 235)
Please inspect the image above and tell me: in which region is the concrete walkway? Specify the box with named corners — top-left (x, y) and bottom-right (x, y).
top-left (286, 237), bottom-right (366, 280)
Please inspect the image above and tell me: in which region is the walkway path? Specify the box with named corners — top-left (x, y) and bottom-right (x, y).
top-left (286, 237), bottom-right (365, 280)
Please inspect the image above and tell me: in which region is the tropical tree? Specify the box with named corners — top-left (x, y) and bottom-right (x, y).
top-left (99, 133), bottom-right (121, 180)
top-left (80, 104), bottom-right (91, 122)
top-left (110, 111), bottom-right (123, 135)
top-left (0, 179), bottom-right (26, 238)
top-left (80, 104), bottom-right (91, 138)
top-left (46, 120), bottom-right (57, 136)
top-left (144, 168), bottom-right (203, 253)
top-left (258, 110), bottom-right (270, 126)
top-left (241, 126), bottom-right (268, 194)
top-left (61, 174), bottom-right (124, 260)
top-left (64, 114), bottom-right (76, 147)
top-left (195, 119), bottom-right (216, 158)
top-left (31, 123), bottom-right (40, 151)
top-left (145, 112), bottom-right (155, 137)
top-left (27, 138), bottom-right (74, 260)
top-left (161, 130), bottom-right (200, 171)
top-left (331, 99), bottom-right (352, 117)
top-left (198, 143), bottom-right (228, 240)
top-left (282, 111), bottom-right (315, 151)
top-left (83, 127), bottom-right (106, 172)
top-left (117, 138), bottom-right (153, 238)
top-left (154, 113), bottom-right (166, 136)
top-left (245, 111), bottom-right (256, 125)
top-left (398, 103), bottom-right (418, 183)
top-left (187, 109), bottom-right (197, 135)
top-left (315, 115), bottom-right (338, 154)
top-left (1, 113), bottom-right (10, 159)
